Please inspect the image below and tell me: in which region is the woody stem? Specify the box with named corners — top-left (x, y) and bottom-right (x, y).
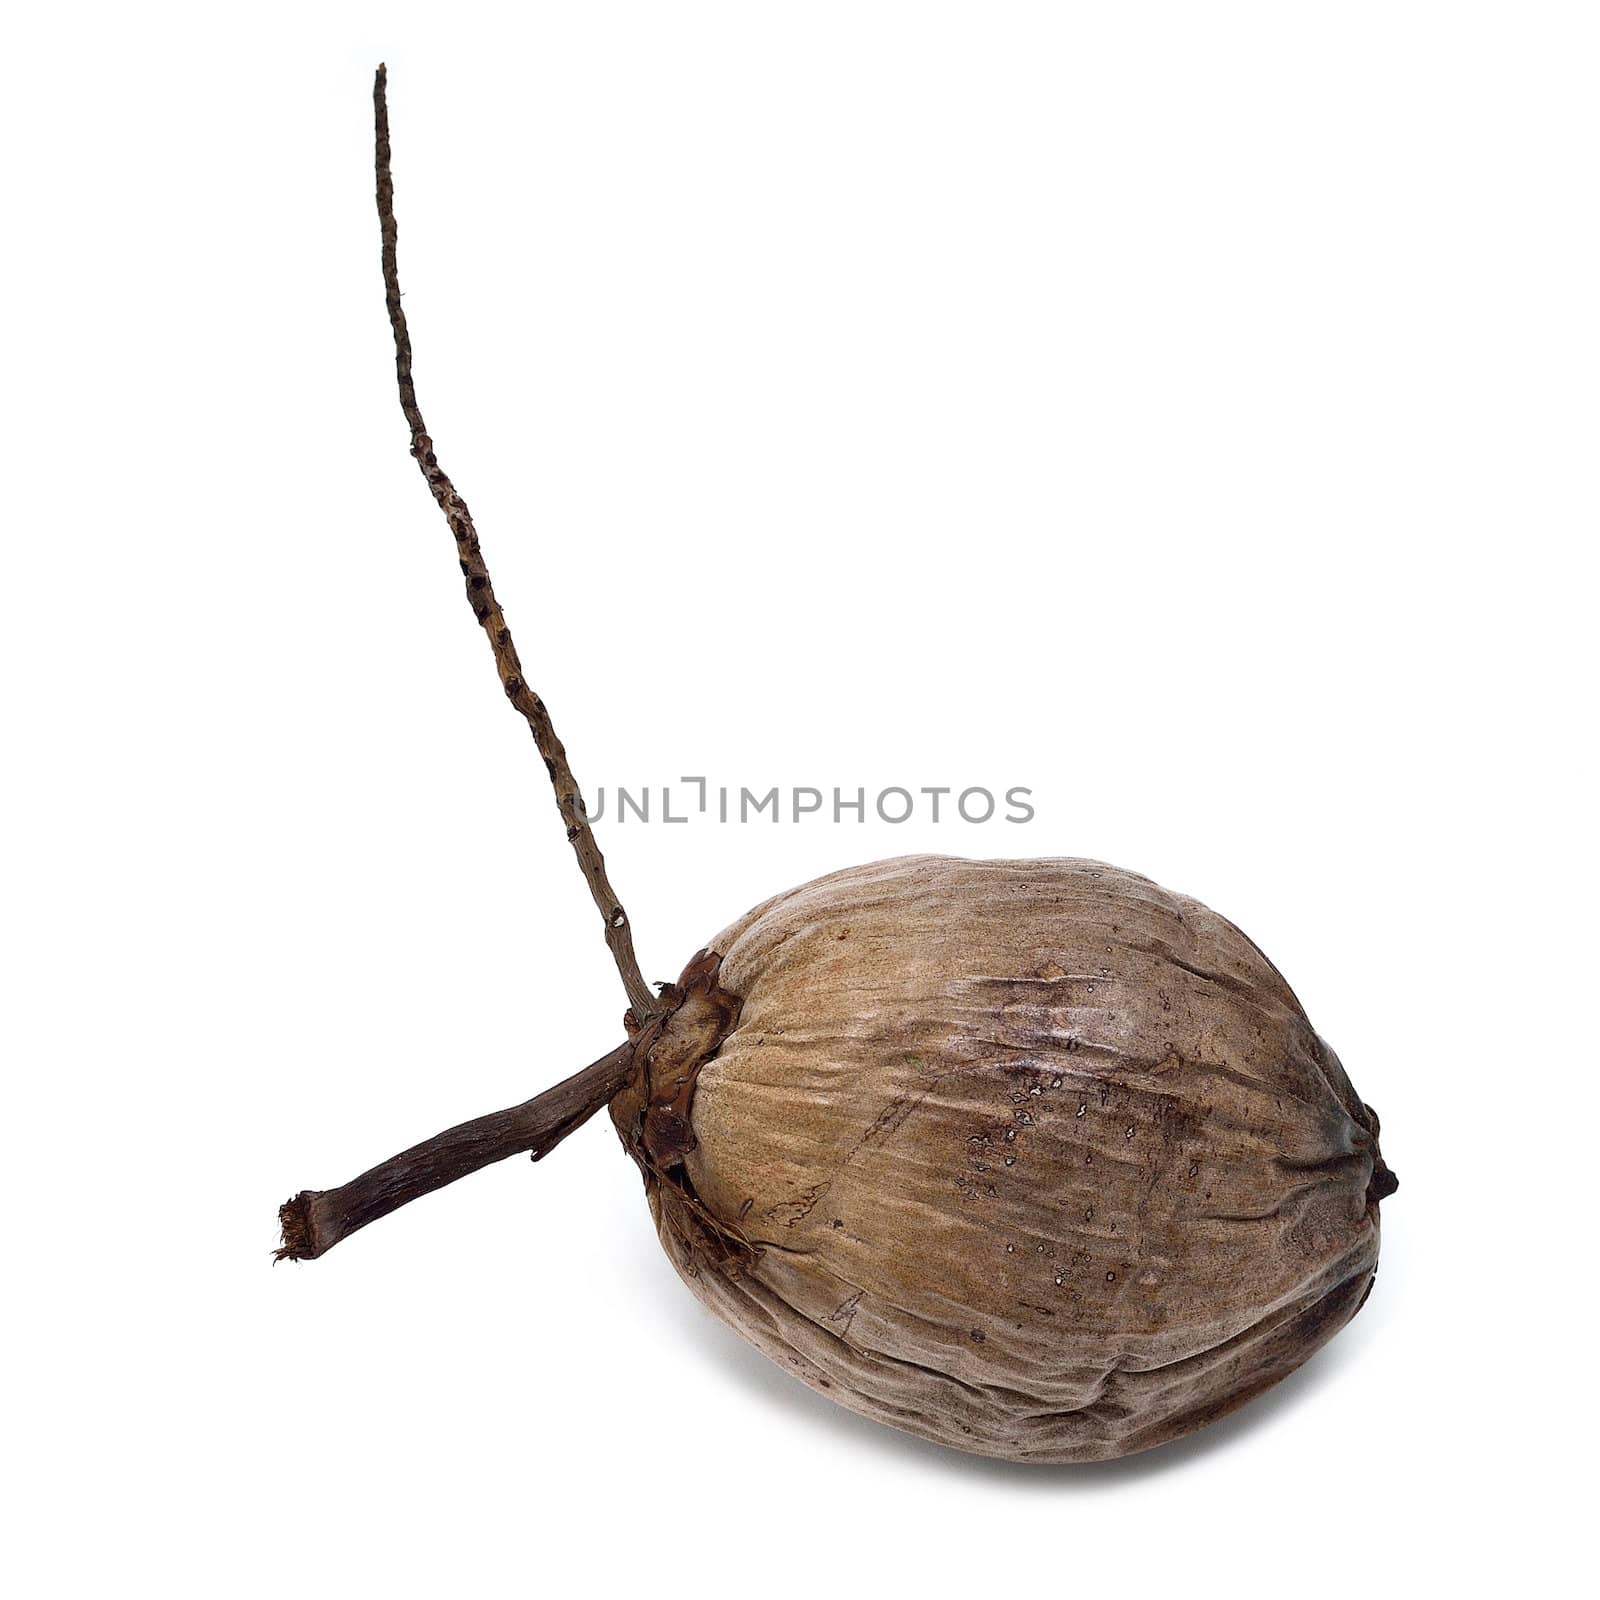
top-left (277, 1038), bottom-right (635, 1261)
top-left (373, 63), bottom-right (657, 1022)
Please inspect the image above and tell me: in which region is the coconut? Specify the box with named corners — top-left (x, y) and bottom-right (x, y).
top-left (276, 68), bottom-right (1396, 1468)
top-left (611, 855), bottom-right (1391, 1462)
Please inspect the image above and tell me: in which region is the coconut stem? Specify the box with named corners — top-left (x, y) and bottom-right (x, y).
top-left (373, 64), bottom-right (657, 1023)
top-left (277, 1038), bottom-right (635, 1261)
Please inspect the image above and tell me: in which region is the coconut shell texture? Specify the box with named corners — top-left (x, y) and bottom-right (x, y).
top-left (622, 856), bottom-right (1391, 1463)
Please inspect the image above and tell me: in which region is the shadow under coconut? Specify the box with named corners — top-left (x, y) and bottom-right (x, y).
top-left (636, 1231), bottom-right (1382, 1488)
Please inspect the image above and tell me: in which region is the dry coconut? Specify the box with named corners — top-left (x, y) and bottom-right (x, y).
top-left (277, 68), bottom-right (1396, 1467)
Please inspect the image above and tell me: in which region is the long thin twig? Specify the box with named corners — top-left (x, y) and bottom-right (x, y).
top-left (277, 1038), bottom-right (637, 1260)
top-left (373, 64), bottom-right (657, 1022)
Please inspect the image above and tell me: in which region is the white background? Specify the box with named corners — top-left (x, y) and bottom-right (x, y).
top-left (4, 4), bottom-right (1595, 1595)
